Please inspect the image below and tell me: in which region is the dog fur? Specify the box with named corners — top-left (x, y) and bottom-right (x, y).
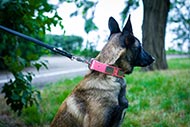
top-left (51, 15), bottom-right (154, 127)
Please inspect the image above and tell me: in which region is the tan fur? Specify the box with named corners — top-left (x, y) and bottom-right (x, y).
top-left (51, 75), bottom-right (121, 127)
top-left (51, 33), bottom-right (131, 127)
top-left (96, 34), bottom-right (126, 65)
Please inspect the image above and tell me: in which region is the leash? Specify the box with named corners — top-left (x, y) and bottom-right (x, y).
top-left (0, 25), bottom-right (89, 64)
top-left (0, 25), bottom-right (124, 78)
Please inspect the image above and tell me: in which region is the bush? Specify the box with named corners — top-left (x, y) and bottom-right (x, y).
top-left (0, 0), bottom-right (62, 115)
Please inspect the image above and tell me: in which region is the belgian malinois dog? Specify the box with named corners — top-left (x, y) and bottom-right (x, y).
top-left (51, 15), bottom-right (154, 127)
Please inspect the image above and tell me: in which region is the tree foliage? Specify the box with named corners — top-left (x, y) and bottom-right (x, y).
top-left (121, 0), bottom-right (139, 25)
top-left (169, 0), bottom-right (190, 52)
top-left (121, 0), bottom-right (189, 46)
top-left (0, 0), bottom-right (62, 115)
top-left (70, 0), bottom-right (98, 33)
top-left (45, 34), bottom-right (99, 57)
top-left (69, 0), bottom-right (99, 51)
top-left (45, 34), bottom-right (83, 51)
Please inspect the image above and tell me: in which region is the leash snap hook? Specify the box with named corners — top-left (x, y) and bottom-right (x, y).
top-left (71, 56), bottom-right (90, 65)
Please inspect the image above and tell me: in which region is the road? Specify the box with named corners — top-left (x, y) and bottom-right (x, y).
top-left (0, 54), bottom-right (189, 88)
top-left (0, 56), bottom-right (89, 88)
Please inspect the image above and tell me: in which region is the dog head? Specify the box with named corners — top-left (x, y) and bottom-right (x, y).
top-left (96, 15), bottom-right (154, 74)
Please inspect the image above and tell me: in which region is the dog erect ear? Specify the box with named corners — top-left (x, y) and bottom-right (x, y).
top-left (120, 15), bottom-right (135, 47)
top-left (108, 17), bottom-right (121, 35)
top-left (122, 15), bottom-right (133, 34)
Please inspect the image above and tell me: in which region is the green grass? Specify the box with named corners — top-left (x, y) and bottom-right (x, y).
top-left (123, 70), bottom-right (190, 127)
top-left (167, 58), bottom-right (190, 69)
top-left (0, 58), bottom-right (189, 127)
top-left (166, 49), bottom-right (189, 55)
top-left (21, 77), bottom-right (82, 126)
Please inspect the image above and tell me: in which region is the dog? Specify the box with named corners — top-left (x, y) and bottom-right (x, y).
top-left (51, 15), bottom-right (154, 127)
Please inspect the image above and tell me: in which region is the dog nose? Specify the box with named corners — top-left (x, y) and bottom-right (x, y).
top-left (150, 56), bottom-right (155, 63)
top-left (145, 54), bottom-right (155, 66)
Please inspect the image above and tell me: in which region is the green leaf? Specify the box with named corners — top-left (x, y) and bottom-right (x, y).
top-left (1, 71), bottom-right (41, 115)
top-left (21, 97), bottom-right (27, 105)
top-left (34, 63), bottom-right (42, 71)
top-left (84, 18), bottom-right (98, 33)
top-left (26, 72), bottom-right (34, 82)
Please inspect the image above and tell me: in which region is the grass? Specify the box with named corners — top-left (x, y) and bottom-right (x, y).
top-left (123, 70), bottom-right (190, 127)
top-left (166, 48), bottom-right (190, 55)
top-left (0, 58), bottom-right (190, 127)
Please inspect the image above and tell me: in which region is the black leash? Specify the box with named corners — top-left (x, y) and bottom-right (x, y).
top-left (0, 25), bottom-right (90, 64)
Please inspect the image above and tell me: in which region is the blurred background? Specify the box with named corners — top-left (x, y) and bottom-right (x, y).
top-left (0, 0), bottom-right (189, 126)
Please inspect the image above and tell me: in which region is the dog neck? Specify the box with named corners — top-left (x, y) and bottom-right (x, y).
top-left (89, 59), bottom-right (124, 78)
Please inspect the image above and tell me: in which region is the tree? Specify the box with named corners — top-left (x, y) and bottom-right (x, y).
top-left (142, 0), bottom-right (170, 70)
top-left (0, 0), bottom-right (62, 115)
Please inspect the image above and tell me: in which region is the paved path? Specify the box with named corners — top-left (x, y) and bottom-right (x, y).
top-left (0, 54), bottom-right (189, 88)
top-left (0, 56), bottom-right (89, 88)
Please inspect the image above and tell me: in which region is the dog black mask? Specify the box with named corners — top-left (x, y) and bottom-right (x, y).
top-left (108, 15), bottom-right (154, 73)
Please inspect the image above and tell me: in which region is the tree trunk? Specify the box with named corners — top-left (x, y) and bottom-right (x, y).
top-left (142, 0), bottom-right (170, 70)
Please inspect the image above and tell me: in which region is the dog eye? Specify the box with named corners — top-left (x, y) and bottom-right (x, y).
top-left (127, 35), bottom-right (135, 44)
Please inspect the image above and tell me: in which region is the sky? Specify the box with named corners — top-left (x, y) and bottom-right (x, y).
top-left (47, 0), bottom-right (175, 51)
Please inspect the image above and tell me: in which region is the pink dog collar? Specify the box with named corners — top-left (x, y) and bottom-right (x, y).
top-left (89, 59), bottom-right (125, 78)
